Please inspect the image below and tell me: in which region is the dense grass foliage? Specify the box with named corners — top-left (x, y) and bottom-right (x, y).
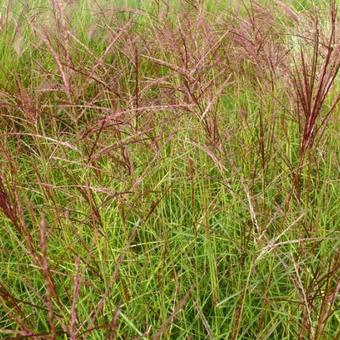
top-left (0, 0), bottom-right (339, 339)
